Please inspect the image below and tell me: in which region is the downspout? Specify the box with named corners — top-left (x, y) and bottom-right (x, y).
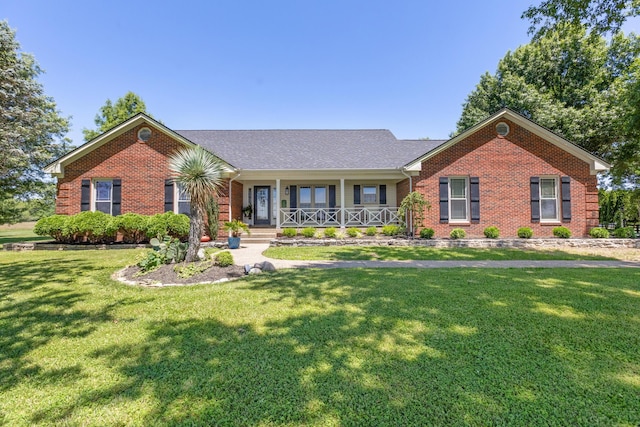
top-left (400, 168), bottom-right (413, 237)
top-left (228, 172), bottom-right (242, 222)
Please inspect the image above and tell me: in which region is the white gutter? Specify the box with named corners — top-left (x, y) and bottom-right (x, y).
top-left (228, 172), bottom-right (242, 222)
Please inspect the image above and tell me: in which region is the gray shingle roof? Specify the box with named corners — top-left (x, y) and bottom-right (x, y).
top-left (175, 129), bottom-right (446, 170)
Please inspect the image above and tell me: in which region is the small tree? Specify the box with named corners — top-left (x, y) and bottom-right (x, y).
top-left (398, 191), bottom-right (431, 237)
top-left (168, 146), bottom-right (225, 262)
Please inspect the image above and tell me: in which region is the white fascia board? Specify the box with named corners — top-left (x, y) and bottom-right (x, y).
top-left (235, 168), bottom-right (409, 181)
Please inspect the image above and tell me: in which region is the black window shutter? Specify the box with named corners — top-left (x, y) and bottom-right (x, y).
top-left (354, 185), bottom-right (361, 204)
top-left (561, 176), bottom-right (571, 222)
top-left (530, 177), bottom-right (540, 222)
top-left (81, 179), bottom-right (91, 211)
top-left (112, 179), bottom-right (121, 216)
top-left (290, 185), bottom-right (297, 209)
top-left (470, 177), bottom-right (480, 222)
top-left (439, 177), bottom-right (449, 223)
top-left (379, 185), bottom-right (387, 205)
top-left (164, 179), bottom-right (174, 212)
top-left (329, 185), bottom-right (336, 208)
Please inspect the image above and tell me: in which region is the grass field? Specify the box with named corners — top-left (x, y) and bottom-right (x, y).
top-left (263, 245), bottom-right (617, 261)
top-left (0, 222), bottom-right (49, 248)
top-left (1, 249), bottom-right (639, 426)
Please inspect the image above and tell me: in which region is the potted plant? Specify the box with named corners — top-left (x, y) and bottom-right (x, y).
top-left (242, 204), bottom-right (253, 219)
top-left (223, 219), bottom-right (250, 249)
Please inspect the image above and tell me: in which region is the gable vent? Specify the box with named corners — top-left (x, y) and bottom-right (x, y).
top-left (496, 122), bottom-right (509, 136)
top-left (138, 127), bottom-right (152, 142)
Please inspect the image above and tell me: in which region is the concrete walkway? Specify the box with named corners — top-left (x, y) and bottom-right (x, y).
top-left (230, 243), bottom-right (640, 269)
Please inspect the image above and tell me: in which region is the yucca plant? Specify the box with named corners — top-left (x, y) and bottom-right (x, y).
top-left (169, 146), bottom-right (225, 262)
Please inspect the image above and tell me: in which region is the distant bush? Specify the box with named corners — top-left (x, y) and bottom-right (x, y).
top-left (483, 226), bottom-right (500, 239)
top-left (112, 213), bottom-right (148, 243)
top-left (382, 225), bottom-right (401, 236)
top-left (324, 227), bottom-right (338, 238)
top-left (613, 226), bottom-right (636, 238)
top-left (552, 226), bottom-right (572, 238)
top-left (346, 227), bottom-right (361, 238)
top-left (517, 227), bottom-right (533, 239)
top-left (301, 227), bottom-right (316, 238)
top-left (450, 228), bottom-right (466, 239)
top-left (282, 228), bottom-right (297, 238)
top-left (214, 251), bottom-right (234, 267)
top-left (419, 228), bottom-right (435, 239)
top-left (366, 226), bottom-right (377, 236)
top-left (589, 227), bottom-right (610, 238)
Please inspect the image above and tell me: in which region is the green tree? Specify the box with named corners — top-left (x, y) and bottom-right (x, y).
top-left (168, 146), bottom-right (226, 262)
top-left (457, 25), bottom-right (638, 170)
top-left (523, 0), bottom-right (640, 38)
top-left (0, 20), bottom-right (70, 224)
top-left (82, 91), bottom-right (149, 141)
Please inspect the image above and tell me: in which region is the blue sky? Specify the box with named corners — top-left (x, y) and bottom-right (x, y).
top-left (5, 1), bottom-right (636, 145)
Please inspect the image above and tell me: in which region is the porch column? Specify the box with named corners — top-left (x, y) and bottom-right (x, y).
top-left (340, 178), bottom-right (345, 229)
top-left (276, 178), bottom-right (281, 229)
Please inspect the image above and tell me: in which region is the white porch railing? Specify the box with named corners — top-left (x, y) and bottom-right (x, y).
top-left (279, 207), bottom-right (401, 227)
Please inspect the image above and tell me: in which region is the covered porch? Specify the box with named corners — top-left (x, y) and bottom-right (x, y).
top-left (230, 170), bottom-right (417, 229)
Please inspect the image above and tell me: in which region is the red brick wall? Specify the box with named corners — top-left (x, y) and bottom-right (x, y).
top-left (55, 125), bottom-right (241, 230)
top-left (414, 119), bottom-right (599, 238)
top-left (396, 178), bottom-right (411, 206)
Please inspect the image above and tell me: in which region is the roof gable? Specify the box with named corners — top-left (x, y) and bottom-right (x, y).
top-left (404, 108), bottom-right (610, 175)
top-left (44, 113), bottom-right (235, 177)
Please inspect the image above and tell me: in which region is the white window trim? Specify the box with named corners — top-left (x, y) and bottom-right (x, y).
top-left (299, 185), bottom-right (328, 208)
top-left (539, 176), bottom-right (560, 223)
top-left (93, 179), bottom-right (113, 215)
top-left (448, 177), bottom-right (469, 223)
top-left (175, 182), bottom-right (191, 215)
top-left (362, 185), bottom-right (378, 204)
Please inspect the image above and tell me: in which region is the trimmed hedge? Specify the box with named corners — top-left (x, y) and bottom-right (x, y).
top-left (34, 212), bottom-right (190, 244)
top-left (589, 227), bottom-right (610, 238)
top-left (553, 226), bottom-right (572, 239)
top-left (483, 226), bottom-right (500, 239)
top-left (517, 227), bottom-right (533, 239)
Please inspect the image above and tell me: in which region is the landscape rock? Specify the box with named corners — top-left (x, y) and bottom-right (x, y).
top-left (248, 267), bottom-right (262, 275)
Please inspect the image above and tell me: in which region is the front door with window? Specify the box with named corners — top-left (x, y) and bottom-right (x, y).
top-left (254, 186), bottom-right (271, 225)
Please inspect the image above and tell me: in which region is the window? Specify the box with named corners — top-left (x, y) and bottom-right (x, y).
top-left (94, 180), bottom-right (113, 214)
top-left (362, 186), bottom-right (377, 204)
top-left (449, 178), bottom-right (468, 222)
top-left (297, 186), bottom-right (331, 209)
top-left (177, 183), bottom-right (191, 215)
top-left (540, 178), bottom-right (558, 221)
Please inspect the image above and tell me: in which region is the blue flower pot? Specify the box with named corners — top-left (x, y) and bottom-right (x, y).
top-left (228, 236), bottom-right (241, 249)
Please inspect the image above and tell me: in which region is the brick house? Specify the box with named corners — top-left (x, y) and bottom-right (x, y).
top-left (44, 108), bottom-right (608, 237)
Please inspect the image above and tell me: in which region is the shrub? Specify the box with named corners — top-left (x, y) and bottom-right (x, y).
top-left (324, 227), bottom-right (338, 238)
top-left (65, 211), bottom-right (117, 244)
top-left (146, 212), bottom-right (190, 241)
top-left (174, 262), bottom-right (210, 278)
top-left (613, 226), bottom-right (636, 238)
top-left (382, 225), bottom-right (401, 236)
top-left (450, 228), bottom-right (466, 239)
top-left (112, 213), bottom-right (148, 243)
top-left (419, 228), bottom-right (435, 239)
top-left (214, 251), bottom-right (234, 267)
top-left (301, 227), bottom-right (316, 238)
top-left (282, 228), bottom-right (297, 238)
top-left (149, 236), bottom-right (188, 264)
top-left (517, 227), bottom-right (533, 239)
top-left (34, 215), bottom-right (69, 242)
top-left (203, 247), bottom-right (220, 259)
top-left (366, 226), bottom-right (377, 236)
top-left (346, 227), bottom-right (361, 238)
top-left (589, 227), bottom-right (610, 238)
top-left (552, 226), bottom-right (572, 238)
top-left (483, 226), bottom-right (500, 239)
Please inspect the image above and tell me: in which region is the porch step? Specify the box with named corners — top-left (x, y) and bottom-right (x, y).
top-left (243, 228), bottom-right (278, 244)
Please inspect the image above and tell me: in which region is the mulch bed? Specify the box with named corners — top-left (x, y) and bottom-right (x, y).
top-left (118, 263), bottom-right (246, 286)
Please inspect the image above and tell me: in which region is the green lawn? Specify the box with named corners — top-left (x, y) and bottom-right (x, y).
top-left (264, 245), bottom-right (615, 261)
top-left (1, 250), bottom-right (639, 426)
top-left (0, 222), bottom-right (50, 248)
